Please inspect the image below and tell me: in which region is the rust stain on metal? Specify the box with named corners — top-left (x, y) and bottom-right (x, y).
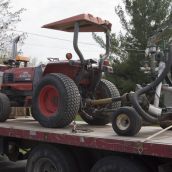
top-left (29, 130), bottom-right (36, 136)
top-left (44, 133), bottom-right (48, 141)
top-left (136, 142), bottom-right (144, 154)
top-left (80, 136), bottom-right (85, 143)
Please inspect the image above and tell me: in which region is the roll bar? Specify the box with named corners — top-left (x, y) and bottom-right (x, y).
top-left (42, 14), bottom-right (112, 67)
top-left (73, 21), bottom-right (110, 67)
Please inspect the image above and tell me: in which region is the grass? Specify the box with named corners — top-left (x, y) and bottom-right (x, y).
top-left (75, 115), bottom-right (83, 121)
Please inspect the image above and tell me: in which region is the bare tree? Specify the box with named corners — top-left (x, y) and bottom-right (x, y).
top-left (0, 0), bottom-right (25, 58)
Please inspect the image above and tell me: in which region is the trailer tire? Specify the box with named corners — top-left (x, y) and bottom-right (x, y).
top-left (71, 148), bottom-right (94, 172)
top-left (80, 79), bottom-right (121, 125)
top-left (91, 156), bottom-right (148, 172)
top-left (32, 73), bottom-right (80, 128)
top-left (112, 107), bottom-right (142, 136)
top-left (0, 93), bottom-right (11, 122)
top-left (26, 144), bottom-right (78, 172)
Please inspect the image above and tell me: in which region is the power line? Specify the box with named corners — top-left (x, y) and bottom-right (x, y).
top-left (25, 43), bottom-right (68, 49)
top-left (11, 29), bottom-right (99, 47)
top-left (23, 43), bottom-right (100, 53)
top-left (0, 39), bottom-right (102, 53)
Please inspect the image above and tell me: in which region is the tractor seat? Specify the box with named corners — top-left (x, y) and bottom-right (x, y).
top-left (32, 65), bottom-right (43, 90)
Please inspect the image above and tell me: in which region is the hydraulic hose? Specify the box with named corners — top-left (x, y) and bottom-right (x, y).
top-left (130, 44), bottom-right (172, 124)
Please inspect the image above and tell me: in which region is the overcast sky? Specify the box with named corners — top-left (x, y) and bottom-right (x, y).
top-left (12, 0), bottom-right (122, 63)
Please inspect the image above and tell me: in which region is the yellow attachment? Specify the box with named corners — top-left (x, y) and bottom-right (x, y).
top-left (16, 55), bottom-right (30, 62)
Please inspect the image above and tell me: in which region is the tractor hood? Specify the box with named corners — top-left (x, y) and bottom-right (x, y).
top-left (42, 13), bottom-right (111, 32)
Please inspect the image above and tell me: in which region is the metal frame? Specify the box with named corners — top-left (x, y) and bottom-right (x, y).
top-left (0, 119), bottom-right (172, 159)
top-left (73, 22), bottom-right (110, 69)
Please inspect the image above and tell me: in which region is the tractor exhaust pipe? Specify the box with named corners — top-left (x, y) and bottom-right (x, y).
top-left (73, 22), bottom-right (85, 65)
top-left (12, 36), bottom-right (20, 60)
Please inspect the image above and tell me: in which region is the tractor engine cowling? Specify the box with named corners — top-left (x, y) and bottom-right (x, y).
top-left (3, 67), bottom-right (35, 83)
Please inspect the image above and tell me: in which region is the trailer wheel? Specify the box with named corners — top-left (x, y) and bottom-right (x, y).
top-left (91, 156), bottom-right (148, 172)
top-left (71, 148), bottom-right (94, 172)
top-left (26, 144), bottom-right (78, 172)
top-left (0, 93), bottom-right (11, 122)
top-left (32, 73), bottom-right (80, 128)
top-left (80, 79), bottom-right (121, 125)
top-left (112, 107), bottom-right (142, 136)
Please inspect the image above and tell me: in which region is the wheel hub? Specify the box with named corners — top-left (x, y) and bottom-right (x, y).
top-left (116, 113), bottom-right (130, 130)
top-left (38, 85), bottom-right (59, 117)
top-left (34, 158), bottom-right (58, 172)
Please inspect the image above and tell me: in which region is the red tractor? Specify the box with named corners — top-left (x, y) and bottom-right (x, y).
top-left (0, 14), bottom-right (120, 128)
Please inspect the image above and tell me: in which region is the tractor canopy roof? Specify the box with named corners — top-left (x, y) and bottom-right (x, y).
top-left (42, 14), bottom-right (111, 32)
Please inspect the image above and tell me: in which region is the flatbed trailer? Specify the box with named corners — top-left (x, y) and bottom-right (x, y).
top-left (0, 117), bottom-right (172, 172)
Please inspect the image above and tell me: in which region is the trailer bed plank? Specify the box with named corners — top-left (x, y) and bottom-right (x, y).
top-left (0, 118), bottom-right (172, 158)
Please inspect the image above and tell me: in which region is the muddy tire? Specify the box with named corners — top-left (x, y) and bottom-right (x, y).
top-left (32, 73), bottom-right (80, 128)
top-left (112, 107), bottom-right (142, 136)
top-left (80, 79), bottom-right (121, 125)
top-left (0, 93), bottom-right (11, 122)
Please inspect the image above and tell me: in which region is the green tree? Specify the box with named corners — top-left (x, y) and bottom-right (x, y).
top-left (116, 0), bottom-right (172, 49)
top-left (0, 0), bottom-right (25, 58)
top-left (93, 0), bottom-right (172, 94)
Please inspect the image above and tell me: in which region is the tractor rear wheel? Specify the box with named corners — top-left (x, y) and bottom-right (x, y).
top-left (32, 73), bottom-right (80, 128)
top-left (0, 93), bottom-right (11, 122)
top-left (80, 79), bottom-right (121, 125)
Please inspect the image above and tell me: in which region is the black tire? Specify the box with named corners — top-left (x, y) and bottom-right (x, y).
top-left (32, 73), bottom-right (80, 128)
top-left (159, 121), bottom-right (172, 130)
top-left (159, 122), bottom-right (172, 130)
top-left (80, 79), bottom-right (121, 125)
top-left (159, 112), bottom-right (172, 130)
top-left (26, 144), bottom-right (78, 172)
top-left (0, 93), bottom-right (11, 122)
top-left (159, 118), bottom-right (172, 129)
top-left (112, 106), bottom-right (142, 136)
top-left (71, 148), bottom-right (93, 172)
top-left (91, 156), bottom-right (149, 172)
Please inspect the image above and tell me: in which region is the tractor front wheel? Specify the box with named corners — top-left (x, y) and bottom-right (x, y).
top-left (32, 73), bottom-right (80, 128)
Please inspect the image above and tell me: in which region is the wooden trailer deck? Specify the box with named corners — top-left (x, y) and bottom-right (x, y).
top-left (0, 117), bottom-right (172, 159)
